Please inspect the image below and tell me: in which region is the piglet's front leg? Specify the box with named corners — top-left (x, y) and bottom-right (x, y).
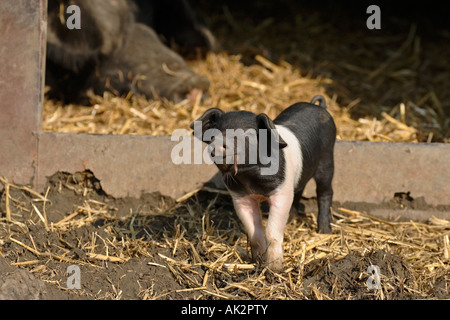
top-left (231, 195), bottom-right (266, 262)
top-left (265, 189), bottom-right (293, 271)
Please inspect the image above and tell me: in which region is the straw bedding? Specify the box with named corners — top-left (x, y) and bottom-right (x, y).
top-left (43, 51), bottom-right (446, 143)
top-left (0, 173), bottom-right (448, 299)
top-left (42, 5), bottom-right (450, 143)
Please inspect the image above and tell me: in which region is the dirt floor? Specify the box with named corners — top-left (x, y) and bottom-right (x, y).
top-left (0, 172), bottom-right (448, 300)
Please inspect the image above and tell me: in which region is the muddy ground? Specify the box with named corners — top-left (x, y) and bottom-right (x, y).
top-left (0, 171), bottom-right (448, 300)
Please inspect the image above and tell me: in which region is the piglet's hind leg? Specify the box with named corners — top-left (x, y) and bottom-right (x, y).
top-left (314, 159), bottom-right (334, 234)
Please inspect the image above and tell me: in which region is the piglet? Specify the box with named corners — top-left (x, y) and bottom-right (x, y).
top-left (190, 95), bottom-right (336, 271)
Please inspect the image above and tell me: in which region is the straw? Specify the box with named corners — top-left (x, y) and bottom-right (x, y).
top-left (2, 179), bottom-right (449, 299)
top-left (41, 50), bottom-right (446, 143)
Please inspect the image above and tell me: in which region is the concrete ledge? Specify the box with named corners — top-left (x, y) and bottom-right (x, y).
top-left (37, 132), bottom-right (218, 199)
top-left (303, 141), bottom-right (450, 206)
top-left (36, 133), bottom-right (450, 209)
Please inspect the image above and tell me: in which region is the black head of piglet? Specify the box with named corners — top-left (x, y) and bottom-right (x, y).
top-left (189, 109), bottom-right (288, 195)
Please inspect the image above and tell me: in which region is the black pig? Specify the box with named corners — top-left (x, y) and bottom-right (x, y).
top-left (46, 0), bottom-right (214, 103)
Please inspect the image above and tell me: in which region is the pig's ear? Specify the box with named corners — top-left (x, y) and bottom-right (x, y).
top-left (256, 113), bottom-right (287, 149)
top-left (190, 108), bottom-right (224, 140)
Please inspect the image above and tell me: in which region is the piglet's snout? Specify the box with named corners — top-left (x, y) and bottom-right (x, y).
top-left (209, 136), bottom-right (239, 159)
top-left (209, 144), bottom-right (225, 157)
top-left (208, 138), bottom-right (243, 176)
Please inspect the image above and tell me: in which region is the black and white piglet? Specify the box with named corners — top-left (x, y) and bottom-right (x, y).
top-left (190, 95), bottom-right (336, 271)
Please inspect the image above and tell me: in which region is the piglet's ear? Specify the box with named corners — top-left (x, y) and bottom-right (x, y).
top-left (256, 113), bottom-right (287, 149)
top-left (190, 108), bottom-right (224, 140)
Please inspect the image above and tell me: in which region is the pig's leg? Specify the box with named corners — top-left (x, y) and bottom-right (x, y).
top-left (266, 190), bottom-right (293, 271)
top-left (314, 156), bottom-right (334, 234)
top-left (288, 189), bottom-right (304, 222)
top-left (231, 195), bottom-right (266, 262)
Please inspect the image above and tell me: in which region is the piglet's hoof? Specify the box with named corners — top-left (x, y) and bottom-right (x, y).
top-left (318, 226), bottom-right (332, 234)
top-left (266, 259), bottom-right (284, 273)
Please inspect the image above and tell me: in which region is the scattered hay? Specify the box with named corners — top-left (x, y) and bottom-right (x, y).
top-left (43, 52), bottom-right (430, 143)
top-left (42, 4), bottom-right (450, 143)
top-left (1, 176), bottom-right (448, 299)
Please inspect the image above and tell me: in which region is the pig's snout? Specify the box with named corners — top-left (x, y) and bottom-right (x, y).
top-left (209, 142), bottom-right (240, 175)
top-left (209, 144), bottom-right (226, 158)
top-left (167, 73), bottom-right (210, 102)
